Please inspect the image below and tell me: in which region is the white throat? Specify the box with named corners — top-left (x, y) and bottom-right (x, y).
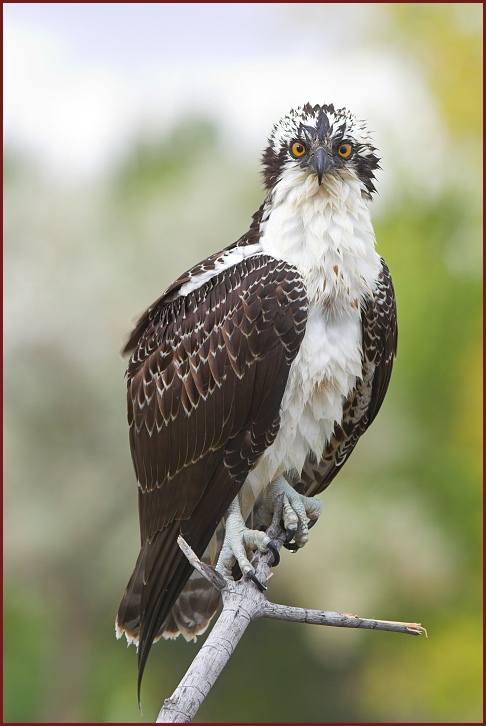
top-left (259, 167), bottom-right (381, 308)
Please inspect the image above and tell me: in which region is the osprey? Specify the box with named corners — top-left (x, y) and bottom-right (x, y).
top-left (116, 102), bottom-right (397, 698)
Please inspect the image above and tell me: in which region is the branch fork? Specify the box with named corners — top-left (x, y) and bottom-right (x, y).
top-left (157, 496), bottom-right (426, 722)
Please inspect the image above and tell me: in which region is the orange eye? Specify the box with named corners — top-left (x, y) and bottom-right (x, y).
top-left (291, 141), bottom-right (307, 158)
top-left (337, 143), bottom-right (352, 159)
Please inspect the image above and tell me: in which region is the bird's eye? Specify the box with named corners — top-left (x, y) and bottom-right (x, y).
top-left (291, 141), bottom-right (307, 158)
top-left (337, 143), bottom-right (353, 159)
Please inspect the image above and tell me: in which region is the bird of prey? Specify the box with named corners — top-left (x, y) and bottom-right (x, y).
top-left (116, 102), bottom-right (397, 699)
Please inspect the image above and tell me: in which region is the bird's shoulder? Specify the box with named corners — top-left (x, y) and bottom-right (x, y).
top-left (123, 208), bottom-right (265, 358)
top-left (124, 238), bottom-right (309, 382)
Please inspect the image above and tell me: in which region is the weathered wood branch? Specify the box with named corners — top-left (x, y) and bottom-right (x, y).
top-left (156, 499), bottom-right (426, 723)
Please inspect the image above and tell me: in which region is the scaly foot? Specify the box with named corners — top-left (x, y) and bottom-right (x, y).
top-left (215, 497), bottom-right (278, 589)
top-left (258, 475), bottom-right (322, 549)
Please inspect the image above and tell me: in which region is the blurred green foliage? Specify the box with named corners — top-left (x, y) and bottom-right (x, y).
top-left (4, 4), bottom-right (482, 723)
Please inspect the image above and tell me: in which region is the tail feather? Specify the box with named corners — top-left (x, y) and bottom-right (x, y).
top-left (116, 521), bottom-right (203, 705)
top-left (137, 540), bottom-right (195, 702)
top-left (116, 542), bottom-right (147, 642)
top-left (116, 519), bottom-right (226, 704)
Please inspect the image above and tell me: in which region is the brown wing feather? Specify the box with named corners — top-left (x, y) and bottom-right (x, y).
top-left (116, 253), bottom-right (308, 696)
top-left (298, 258), bottom-right (397, 496)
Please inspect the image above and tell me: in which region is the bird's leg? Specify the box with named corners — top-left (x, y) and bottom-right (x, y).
top-left (216, 497), bottom-right (277, 589)
top-left (258, 475), bottom-right (322, 549)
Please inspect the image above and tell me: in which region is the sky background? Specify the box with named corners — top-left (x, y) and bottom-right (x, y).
top-left (4, 2), bottom-right (448, 199)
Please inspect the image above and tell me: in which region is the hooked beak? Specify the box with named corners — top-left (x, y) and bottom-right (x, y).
top-left (312, 146), bottom-right (333, 186)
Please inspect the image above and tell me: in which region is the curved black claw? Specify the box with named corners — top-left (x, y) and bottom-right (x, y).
top-left (266, 541), bottom-right (280, 567)
top-left (283, 518), bottom-right (318, 550)
top-left (283, 540), bottom-right (300, 552)
top-left (247, 571), bottom-right (267, 591)
top-left (284, 527), bottom-right (297, 543)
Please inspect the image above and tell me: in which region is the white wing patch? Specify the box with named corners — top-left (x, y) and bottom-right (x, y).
top-left (177, 242), bottom-right (264, 297)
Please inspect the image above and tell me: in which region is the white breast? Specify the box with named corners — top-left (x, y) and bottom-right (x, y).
top-left (245, 304), bottom-right (362, 493)
top-left (243, 166), bottom-right (382, 511)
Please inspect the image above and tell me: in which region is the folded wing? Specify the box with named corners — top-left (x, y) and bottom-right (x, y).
top-left (116, 253), bottom-right (308, 696)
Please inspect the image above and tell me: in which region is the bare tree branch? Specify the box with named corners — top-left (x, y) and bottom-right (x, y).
top-left (263, 601), bottom-right (427, 636)
top-left (157, 499), bottom-right (426, 722)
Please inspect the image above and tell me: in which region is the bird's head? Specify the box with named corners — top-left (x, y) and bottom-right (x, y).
top-left (262, 102), bottom-right (380, 199)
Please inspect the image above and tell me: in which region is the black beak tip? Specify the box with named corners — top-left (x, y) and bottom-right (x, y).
top-left (313, 146), bottom-right (330, 186)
